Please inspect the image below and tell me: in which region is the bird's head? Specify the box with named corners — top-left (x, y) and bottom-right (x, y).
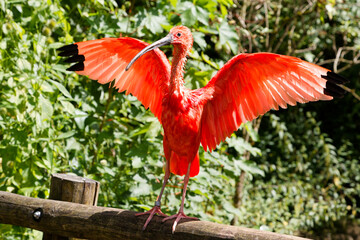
top-left (126, 26), bottom-right (193, 71)
top-left (169, 26), bottom-right (193, 53)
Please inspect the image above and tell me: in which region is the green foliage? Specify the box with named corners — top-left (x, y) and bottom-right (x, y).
top-left (0, 0), bottom-right (359, 239)
top-left (247, 109), bottom-right (360, 235)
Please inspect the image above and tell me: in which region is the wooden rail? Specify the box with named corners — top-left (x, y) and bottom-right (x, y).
top-left (0, 190), bottom-right (310, 240)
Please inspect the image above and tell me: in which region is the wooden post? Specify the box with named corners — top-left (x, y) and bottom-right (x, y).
top-left (42, 173), bottom-right (100, 240)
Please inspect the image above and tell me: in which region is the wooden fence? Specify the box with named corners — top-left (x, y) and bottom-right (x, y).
top-left (0, 173), bottom-right (311, 240)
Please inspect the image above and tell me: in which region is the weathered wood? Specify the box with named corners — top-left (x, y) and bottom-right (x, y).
top-left (0, 191), bottom-right (310, 240)
top-left (48, 173), bottom-right (100, 205)
top-left (43, 173), bottom-right (100, 240)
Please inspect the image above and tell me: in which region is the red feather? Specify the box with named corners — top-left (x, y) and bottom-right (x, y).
top-left (201, 53), bottom-right (333, 152)
top-left (70, 38), bottom-right (171, 122)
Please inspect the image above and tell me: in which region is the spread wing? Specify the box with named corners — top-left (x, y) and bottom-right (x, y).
top-left (200, 53), bottom-right (348, 151)
top-left (58, 37), bottom-right (171, 121)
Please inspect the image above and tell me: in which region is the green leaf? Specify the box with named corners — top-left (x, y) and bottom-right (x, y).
top-left (220, 4), bottom-right (228, 17)
top-left (227, 137), bottom-right (261, 156)
top-left (49, 79), bottom-right (73, 99)
top-left (179, 2), bottom-right (197, 26)
top-left (243, 122), bottom-right (259, 142)
top-left (195, 6), bottom-right (209, 26)
top-left (131, 182), bottom-right (151, 197)
top-left (52, 64), bottom-right (69, 73)
top-left (57, 130), bottom-right (76, 140)
top-left (18, 187), bottom-right (36, 197)
top-left (235, 160), bottom-right (264, 176)
top-left (66, 137), bottom-right (82, 151)
top-left (60, 100), bottom-right (75, 115)
top-left (74, 109), bottom-right (88, 129)
top-left (103, 166), bottom-right (116, 177)
top-left (144, 10), bottom-right (168, 34)
top-left (40, 81), bottom-right (55, 93)
top-left (218, 21), bottom-right (239, 54)
top-left (170, 0), bottom-right (177, 8)
top-left (48, 42), bottom-right (64, 49)
top-left (16, 58), bottom-right (31, 71)
top-left (39, 94), bottom-right (53, 121)
top-left (34, 154), bottom-right (52, 170)
top-left (304, 52), bottom-right (315, 63)
top-left (46, 146), bottom-right (53, 171)
top-left (0, 146), bottom-right (18, 174)
top-left (192, 31), bottom-right (207, 49)
top-left (132, 156), bottom-right (143, 168)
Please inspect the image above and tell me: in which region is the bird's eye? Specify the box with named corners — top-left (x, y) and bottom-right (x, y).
top-left (176, 32), bottom-right (182, 37)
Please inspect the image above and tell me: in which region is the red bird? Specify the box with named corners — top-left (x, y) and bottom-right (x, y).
top-left (58, 26), bottom-right (347, 232)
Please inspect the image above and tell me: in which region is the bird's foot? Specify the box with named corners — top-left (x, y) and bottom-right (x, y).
top-left (136, 202), bottom-right (168, 230)
top-left (162, 210), bottom-right (199, 233)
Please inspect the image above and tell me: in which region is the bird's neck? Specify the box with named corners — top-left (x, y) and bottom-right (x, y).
top-left (170, 45), bottom-right (188, 94)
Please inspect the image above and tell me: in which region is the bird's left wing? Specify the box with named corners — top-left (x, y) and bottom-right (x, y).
top-left (200, 53), bottom-right (347, 152)
top-left (58, 37), bottom-right (171, 121)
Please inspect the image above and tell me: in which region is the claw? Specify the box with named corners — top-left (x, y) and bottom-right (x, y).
top-left (136, 205), bottom-right (168, 230)
top-left (162, 211), bottom-right (198, 233)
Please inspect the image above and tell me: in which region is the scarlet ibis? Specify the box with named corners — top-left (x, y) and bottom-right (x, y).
top-left (58, 26), bottom-right (348, 232)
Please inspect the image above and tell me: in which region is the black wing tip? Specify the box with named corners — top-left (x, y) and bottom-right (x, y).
top-left (321, 71), bottom-right (349, 98)
top-left (58, 43), bottom-right (85, 72)
top-left (321, 71), bottom-right (349, 84)
top-left (67, 62), bottom-right (85, 71)
top-left (57, 44), bottom-right (79, 57)
top-left (57, 43), bottom-right (76, 51)
top-left (65, 54), bottom-right (85, 63)
top-left (324, 89), bottom-right (345, 98)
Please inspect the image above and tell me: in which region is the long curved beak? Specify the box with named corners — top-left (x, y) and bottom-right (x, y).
top-left (125, 34), bottom-right (172, 71)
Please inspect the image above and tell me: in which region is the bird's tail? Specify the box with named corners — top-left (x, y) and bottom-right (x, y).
top-left (169, 152), bottom-right (200, 177)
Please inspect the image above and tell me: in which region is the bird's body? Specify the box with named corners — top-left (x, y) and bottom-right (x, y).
top-left (58, 25), bottom-right (348, 232)
top-left (162, 87), bottom-right (208, 177)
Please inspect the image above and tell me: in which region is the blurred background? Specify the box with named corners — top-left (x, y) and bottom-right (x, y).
top-left (0, 0), bottom-right (359, 239)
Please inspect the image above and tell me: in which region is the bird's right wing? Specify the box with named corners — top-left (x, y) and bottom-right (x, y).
top-left (58, 37), bottom-right (171, 122)
top-left (200, 53), bottom-right (348, 152)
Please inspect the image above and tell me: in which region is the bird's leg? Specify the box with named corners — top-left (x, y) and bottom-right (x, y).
top-left (162, 161), bottom-right (198, 233)
top-left (136, 161), bottom-right (170, 230)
